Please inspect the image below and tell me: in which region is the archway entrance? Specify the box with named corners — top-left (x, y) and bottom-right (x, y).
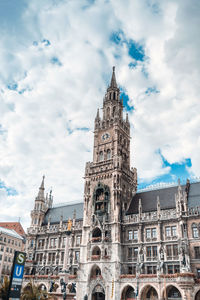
top-left (195, 290), bottom-right (200, 300)
top-left (92, 285), bottom-right (105, 300)
top-left (121, 285), bottom-right (136, 300)
top-left (165, 286), bottom-right (182, 300)
top-left (141, 285), bottom-right (158, 300)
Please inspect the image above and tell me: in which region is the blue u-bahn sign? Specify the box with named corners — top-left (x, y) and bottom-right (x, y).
top-left (7, 251), bottom-right (26, 300)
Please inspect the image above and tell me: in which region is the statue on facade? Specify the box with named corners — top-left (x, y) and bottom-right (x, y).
top-left (67, 218), bottom-right (72, 232)
top-left (136, 245), bottom-right (144, 274)
top-left (179, 242), bottom-right (191, 272)
top-left (157, 246), bottom-right (164, 273)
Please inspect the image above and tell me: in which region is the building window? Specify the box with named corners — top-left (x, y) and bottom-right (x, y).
top-left (133, 247), bottom-right (138, 258)
top-left (192, 224), bottom-right (199, 238)
top-left (146, 247), bottom-right (152, 257)
top-left (61, 252), bottom-right (64, 263)
top-left (62, 237), bottom-right (66, 247)
top-left (38, 239), bottom-right (45, 249)
top-left (152, 228), bottom-right (157, 238)
top-left (167, 265), bottom-right (173, 274)
top-left (146, 229), bottom-right (151, 239)
top-left (8, 239), bottom-right (10, 244)
top-left (6, 247), bottom-right (9, 253)
top-left (128, 248), bottom-right (132, 259)
top-left (174, 265), bottom-right (180, 273)
top-left (172, 226), bottom-right (177, 236)
top-left (30, 240), bottom-right (34, 248)
top-left (75, 251), bottom-right (79, 262)
top-left (146, 228), bottom-right (157, 239)
top-left (133, 230), bottom-right (138, 240)
top-left (0, 254), bottom-right (2, 261)
top-left (165, 227), bottom-right (171, 237)
top-left (152, 246), bottom-right (157, 257)
top-left (194, 247), bottom-right (200, 259)
top-left (166, 245), bottom-right (172, 257)
top-left (76, 236), bottom-right (81, 246)
top-left (50, 238), bottom-right (57, 248)
top-left (128, 231), bottom-right (133, 241)
top-left (1, 246), bottom-right (4, 251)
top-left (147, 266), bottom-right (157, 274)
top-left (173, 244), bottom-right (178, 256)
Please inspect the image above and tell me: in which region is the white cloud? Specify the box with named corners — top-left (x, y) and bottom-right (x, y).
top-left (0, 0), bottom-right (200, 229)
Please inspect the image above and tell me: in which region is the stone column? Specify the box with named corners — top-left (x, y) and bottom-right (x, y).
top-left (63, 231), bottom-right (71, 274)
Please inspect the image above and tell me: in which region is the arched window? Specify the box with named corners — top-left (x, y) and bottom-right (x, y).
top-left (107, 149), bottom-right (111, 160)
top-left (106, 107), bottom-right (110, 119)
top-left (192, 224), bottom-right (199, 238)
top-left (90, 265), bottom-right (101, 279)
top-left (92, 228), bottom-right (102, 239)
top-left (167, 286), bottom-right (182, 299)
top-left (99, 151), bottom-right (104, 162)
top-left (92, 246), bottom-right (101, 256)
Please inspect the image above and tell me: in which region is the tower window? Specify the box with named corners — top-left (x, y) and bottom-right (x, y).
top-left (106, 107), bottom-right (110, 119)
top-left (107, 149), bottom-right (111, 160)
top-left (99, 151), bottom-right (104, 161)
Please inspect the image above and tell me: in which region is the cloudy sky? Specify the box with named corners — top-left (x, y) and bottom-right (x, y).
top-left (0, 0), bottom-right (200, 229)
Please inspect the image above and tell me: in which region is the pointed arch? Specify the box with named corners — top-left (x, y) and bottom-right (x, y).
top-left (162, 284), bottom-right (183, 300)
top-left (121, 285), bottom-right (136, 300)
top-left (140, 285), bottom-right (158, 300)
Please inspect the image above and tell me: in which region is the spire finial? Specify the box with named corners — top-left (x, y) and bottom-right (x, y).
top-left (40, 175), bottom-right (45, 189)
top-left (109, 66), bottom-right (117, 88)
top-left (36, 175), bottom-right (45, 200)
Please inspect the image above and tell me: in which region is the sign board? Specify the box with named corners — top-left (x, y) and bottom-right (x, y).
top-left (7, 251), bottom-right (26, 300)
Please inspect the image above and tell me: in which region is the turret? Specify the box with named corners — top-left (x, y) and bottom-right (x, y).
top-left (31, 176), bottom-right (49, 227)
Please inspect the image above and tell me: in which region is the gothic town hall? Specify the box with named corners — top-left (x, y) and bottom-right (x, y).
top-left (24, 68), bottom-right (200, 300)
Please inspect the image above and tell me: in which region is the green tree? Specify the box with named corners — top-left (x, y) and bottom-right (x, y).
top-left (21, 280), bottom-right (48, 300)
top-left (0, 276), bottom-right (10, 300)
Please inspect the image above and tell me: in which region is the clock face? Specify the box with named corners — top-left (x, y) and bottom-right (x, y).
top-left (102, 133), bottom-right (110, 141)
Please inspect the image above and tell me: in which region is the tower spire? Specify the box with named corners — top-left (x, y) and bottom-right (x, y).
top-left (37, 175), bottom-right (45, 200)
top-left (109, 66), bottom-right (117, 88)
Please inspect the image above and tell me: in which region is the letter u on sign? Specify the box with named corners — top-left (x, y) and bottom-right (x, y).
top-left (13, 265), bottom-right (24, 279)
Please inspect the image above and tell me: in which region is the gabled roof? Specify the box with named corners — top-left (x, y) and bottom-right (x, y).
top-left (0, 222), bottom-right (26, 236)
top-left (43, 202), bottom-right (84, 225)
top-left (0, 226), bottom-right (23, 240)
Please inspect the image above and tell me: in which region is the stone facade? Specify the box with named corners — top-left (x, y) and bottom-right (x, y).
top-left (24, 68), bottom-right (200, 300)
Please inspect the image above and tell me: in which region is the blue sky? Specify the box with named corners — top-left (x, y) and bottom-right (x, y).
top-left (0, 0), bottom-right (200, 227)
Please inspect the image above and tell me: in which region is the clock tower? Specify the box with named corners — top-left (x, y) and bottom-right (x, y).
top-left (77, 67), bottom-right (137, 300)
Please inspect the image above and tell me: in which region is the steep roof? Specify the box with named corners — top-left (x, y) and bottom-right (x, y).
top-left (43, 202), bottom-right (84, 225)
top-left (127, 181), bottom-right (200, 215)
top-left (0, 222), bottom-right (26, 236)
top-left (0, 226), bottom-right (23, 240)
top-left (41, 182), bottom-right (200, 223)
top-left (188, 182), bottom-right (200, 208)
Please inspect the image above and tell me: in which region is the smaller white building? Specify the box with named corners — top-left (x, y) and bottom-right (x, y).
top-left (0, 226), bottom-right (24, 281)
